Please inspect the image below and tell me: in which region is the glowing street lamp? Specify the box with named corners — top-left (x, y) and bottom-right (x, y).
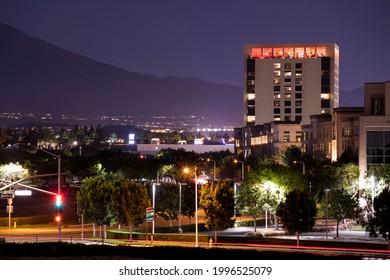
top-left (178, 182), bottom-right (187, 233)
top-left (183, 163), bottom-right (203, 247)
top-left (206, 158), bottom-right (216, 181)
top-left (293, 160), bottom-right (305, 175)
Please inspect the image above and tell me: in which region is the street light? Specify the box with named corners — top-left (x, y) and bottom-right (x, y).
top-left (234, 159), bottom-right (244, 181)
top-left (325, 188), bottom-right (331, 240)
top-left (15, 143), bottom-right (62, 240)
top-left (152, 167), bottom-right (163, 241)
top-left (183, 162), bottom-right (203, 247)
top-left (178, 182), bottom-right (187, 233)
top-left (206, 158), bottom-right (216, 181)
top-left (293, 160), bottom-right (305, 175)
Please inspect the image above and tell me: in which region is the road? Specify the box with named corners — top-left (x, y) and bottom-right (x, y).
top-left (1, 222), bottom-right (389, 259)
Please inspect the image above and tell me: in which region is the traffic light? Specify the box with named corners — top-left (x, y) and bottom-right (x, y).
top-left (55, 194), bottom-right (62, 208)
top-left (55, 214), bottom-right (61, 223)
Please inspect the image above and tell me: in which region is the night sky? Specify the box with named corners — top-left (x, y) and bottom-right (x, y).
top-left (1, 0), bottom-right (389, 91)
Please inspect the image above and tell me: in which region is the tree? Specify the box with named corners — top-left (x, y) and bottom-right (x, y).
top-left (155, 182), bottom-right (179, 226)
top-left (327, 188), bottom-right (359, 237)
top-left (236, 163), bottom-right (298, 232)
top-left (112, 181), bottom-right (149, 240)
top-left (200, 181), bottom-right (235, 243)
top-left (77, 174), bottom-right (115, 238)
top-left (236, 182), bottom-right (264, 232)
top-left (366, 188), bottom-right (390, 250)
top-left (277, 189), bottom-right (317, 247)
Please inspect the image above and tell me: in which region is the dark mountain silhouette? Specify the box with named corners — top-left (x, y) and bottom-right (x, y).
top-left (0, 23), bottom-right (243, 127)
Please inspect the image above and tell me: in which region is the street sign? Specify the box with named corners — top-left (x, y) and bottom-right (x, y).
top-left (1, 191), bottom-right (14, 199)
top-left (146, 207), bottom-right (154, 222)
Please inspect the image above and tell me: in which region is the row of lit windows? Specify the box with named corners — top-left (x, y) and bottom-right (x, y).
top-left (281, 131), bottom-right (302, 143)
top-left (274, 70), bottom-right (302, 77)
top-left (274, 63), bottom-right (302, 69)
top-left (275, 100), bottom-right (302, 107)
top-left (250, 46), bottom-right (327, 59)
top-left (275, 100), bottom-right (302, 106)
top-left (274, 93), bottom-right (302, 100)
top-left (274, 77), bottom-right (303, 84)
top-left (274, 85), bottom-right (302, 91)
top-left (274, 115), bottom-right (302, 122)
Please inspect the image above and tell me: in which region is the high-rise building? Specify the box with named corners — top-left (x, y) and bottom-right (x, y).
top-left (244, 43), bottom-right (339, 126)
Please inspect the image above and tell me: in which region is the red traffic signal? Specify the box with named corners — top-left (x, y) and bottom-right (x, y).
top-left (55, 214), bottom-right (62, 223)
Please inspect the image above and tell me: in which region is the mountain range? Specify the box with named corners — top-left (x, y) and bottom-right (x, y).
top-left (0, 23), bottom-right (364, 128)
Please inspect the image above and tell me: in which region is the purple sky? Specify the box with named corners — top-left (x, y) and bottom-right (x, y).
top-left (1, 0), bottom-right (389, 91)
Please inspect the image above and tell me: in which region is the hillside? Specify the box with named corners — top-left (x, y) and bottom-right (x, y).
top-left (0, 23), bottom-right (243, 127)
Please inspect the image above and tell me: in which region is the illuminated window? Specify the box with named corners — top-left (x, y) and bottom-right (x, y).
top-left (295, 47), bottom-right (304, 58)
top-left (247, 116), bottom-right (255, 123)
top-left (284, 86), bottom-right (292, 91)
top-left (285, 71), bottom-right (291, 77)
top-left (251, 48), bottom-right (262, 58)
top-left (274, 100), bottom-right (280, 106)
top-left (296, 70), bottom-right (302, 77)
top-left (263, 48), bottom-right (272, 58)
top-left (342, 127), bottom-right (352, 136)
top-left (274, 78), bottom-right (281, 84)
top-left (283, 131), bottom-right (290, 142)
top-left (274, 48), bottom-right (283, 58)
top-left (295, 78), bottom-right (302, 84)
top-left (321, 93), bottom-right (330, 99)
top-left (274, 93), bottom-right (281, 99)
top-left (247, 93), bottom-right (255, 100)
top-left (274, 63), bottom-right (281, 69)
top-left (306, 47), bottom-right (316, 57)
top-left (274, 71), bottom-right (281, 77)
top-left (317, 46), bottom-right (327, 57)
top-left (274, 116), bottom-right (281, 121)
top-left (285, 93), bottom-right (291, 99)
top-left (284, 47), bottom-right (293, 58)
top-left (284, 78), bottom-right (291, 84)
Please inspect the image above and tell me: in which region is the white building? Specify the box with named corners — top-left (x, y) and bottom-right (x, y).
top-left (244, 43), bottom-right (339, 126)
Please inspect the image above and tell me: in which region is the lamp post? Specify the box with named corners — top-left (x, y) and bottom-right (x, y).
top-left (325, 188), bottom-right (330, 240)
top-left (15, 143), bottom-right (62, 240)
top-left (293, 160), bottom-right (305, 175)
top-left (206, 158), bottom-right (216, 181)
top-left (178, 182), bottom-right (187, 233)
top-left (183, 163), bottom-right (203, 247)
top-left (234, 159), bottom-right (244, 181)
top-left (152, 167), bottom-right (164, 241)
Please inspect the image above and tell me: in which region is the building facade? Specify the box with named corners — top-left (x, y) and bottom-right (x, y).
top-left (236, 43), bottom-right (339, 158)
top-left (359, 82), bottom-right (390, 178)
top-left (244, 43), bottom-right (339, 127)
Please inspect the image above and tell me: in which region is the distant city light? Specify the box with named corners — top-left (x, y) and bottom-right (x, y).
top-left (128, 133), bottom-right (135, 145)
